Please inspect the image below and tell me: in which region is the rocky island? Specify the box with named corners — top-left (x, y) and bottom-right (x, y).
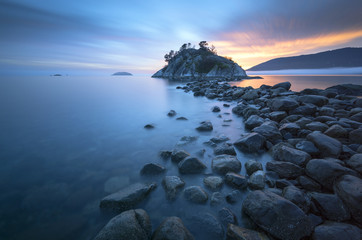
top-left (112, 72), bottom-right (133, 76)
top-left (152, 41), bottom-right (247, 81)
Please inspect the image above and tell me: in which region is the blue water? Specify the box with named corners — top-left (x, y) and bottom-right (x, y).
top-left (0, 74), bottom-right (361, 239)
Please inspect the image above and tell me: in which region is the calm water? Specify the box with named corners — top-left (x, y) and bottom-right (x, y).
top-left (0, 74), bottom-right (361, 239)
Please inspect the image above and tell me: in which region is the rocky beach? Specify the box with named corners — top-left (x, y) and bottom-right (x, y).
top-left (93, 78), bottom-right (362, 240)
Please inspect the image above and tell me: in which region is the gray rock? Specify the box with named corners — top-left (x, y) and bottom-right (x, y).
top-left (298, 95), bottom-right (328, 107)
top-left (242, 190), bottom-right (312, 240)
top-left (253, 122), bottom-right (282, 144)
top-left (272, 145), bottom-right (311, 166)
top-left (279, 122), bottom-right (300, 137)
top-left (140, 163), bottom-right (166, 175)
top-left (94, 209), bottom-right (152, 240)
top-left (309, 192), bottom-right (350, 221)
top-left (306, 159), bottom-right (356, 190)
top-left (295, 117), bottom-right (313, 128)
top-left (210, 192), bottom-right (224, 206)
top-left (186, 213), bottom-right (224, 240)
top-left (270, 97), bottom-right (299, 111)
top-left (282, 185), bottom-right (310, 213)
top-left (212, 154), bottom-right (241, 175)
top-left (350, 111), bottom-right (362, 122)
top-left (312, 221), bottom-right (361, 240)
top-left (211, 106), bottom-right (221, 112)
top-left (214, 143), bottom-right (236, 156)
top-left (271, 81), bottom-right (291, 90)
top-left (159, 150), bottom-right (172, 160)
top-left (334, 175), bottom-right (362, 224)
top-left (306, 122), bottom-right (329, 132)
top-left (162, 176), bottom-right (185, 200)
top-left (349, 128), bottom-right (362, 144)
top-left (290, 104), bottom-right (317, 116)
top-left (248, 170), bottom-right (266, 190)
top-left (171, 150), bottom-right (190, 163)
top-left (203, 176), bottom-right (223, 190)
top-left (210, 135), bottom-right (230, 143)
top-left (315, 116), bottom-right (337, 123)
top-left (234, 133), bottom-right (266, 153)
top-left (266, 161), bottom-right (304, 179)
top-left (307, 131), bottom-right (342, 158)
top-left (176, 117), bottom-right (188, 120)
top-left (184, 186), bottom-right (208, 204)
top-left (269, 111), bottom-right (287, 122)
top-left (245, 159), bottom-right (263, 176)
top-left (178, 157), bottom-right (206, 174)
top-left (218, 208), bottom-right (237, 227)
top-left (226, 224), bottom-right (270, 240)
top-left (196, 121), bottom-right (213, 131)
top-left (319, 107), bottom-right (335, 116)
top-left (298, 175), bottom-right (321, 191)
top-left (241, 89), bottom-right (259, 100)
top-left (152, 217), bottom-right (194, 240)
top-left (346, 153), bottom-right (362, 174)
top-left (225, 172), bottom-right (248, 189)
top-left (295, 141), bottom-right (320, 155)
top-left (275, 179), bottom-right (294, 189)
top-left (232, 104), bottom-right (246, 116)
top-left (167, 110), bottom-right (177, 117)
top-left (226, 190), bottom-right (242, 204)
top-left (144, 124), bottom-right (155, 129)
top-left (100, 183), bottom-right (156, 211)
top-left (245, 115), bottom-right (264, 130)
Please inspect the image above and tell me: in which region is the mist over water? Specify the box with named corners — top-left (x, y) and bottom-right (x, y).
top-left (0, 74), bottom-right (361, 239)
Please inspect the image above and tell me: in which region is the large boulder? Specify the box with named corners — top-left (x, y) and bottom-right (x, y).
top-left (334, 175), bottom-right (362, 224)
top-left (152, 217), bottom-right (194, 240)
top-left (270, 97), bottom-right (299, 111)
top-left (253, 122), bottom-right (282, 144)
top-left (245, 115), bottom-right (264, 130)
top-left (312, 221), bottom-right (361, 240)
top-left (162, 176), bottom-right (185, 200)
top-left (100, 183), bottom-right (156, 211)
top-left (185, 213), bottom-right (224, 240)
top-left (225, 172), bottom-right (248, 189)
top-left (272, 145), bottom-right (311, 166)
top-left (309, 192), bottom-right (350, 221)
top-left (242, 190), bottom-right (312, 240)
top-left (298, 95), bottom-right (328, 107)
top-left (266, 161), bottom-right (304, 179)
top-left (306, 159), bottom-right (356, 190)
top-left (282, 185), bottom-right (310, 213)
top-left (212, 155), bottom-right (241, 175)
top-left (184, 186), bottom-right (208, 204)
top-left (248, 170), bottom-right (266, 190)
top-left (171, 150), bottom-right (190, 163)
top-left (234, 133), bottom-right (266, 153)
top-left (94, 209), bottom-right (152, 240)
top-left (271, 81), bottom-right (291, 91)
top-left (196, 121), bottom-right (213, 131)
top-left (178, 157), bottom-right (206, 174)
top-left (226, 224), bottom-right (270, 240)
top-left (307, 131), bottom-right (342, 158)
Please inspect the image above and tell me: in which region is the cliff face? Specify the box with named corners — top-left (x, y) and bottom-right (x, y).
top-left (152, 48), bottom-right (247, 80)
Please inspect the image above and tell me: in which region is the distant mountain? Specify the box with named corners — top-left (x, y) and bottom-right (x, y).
top-left (112, 72), bottom-right (132, 76)
top-left (248, 47), bottom-right (362, 71)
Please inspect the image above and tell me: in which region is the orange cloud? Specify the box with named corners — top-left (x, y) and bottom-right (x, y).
top-left (212, 29), bottom-right (362, 69)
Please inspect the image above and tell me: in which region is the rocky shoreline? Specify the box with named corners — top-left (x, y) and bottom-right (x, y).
top-left (94, 80), bottom-right (362, 240)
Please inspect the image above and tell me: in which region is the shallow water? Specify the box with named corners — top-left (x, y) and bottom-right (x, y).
top-left (0, 74), bottom-right (361, 239)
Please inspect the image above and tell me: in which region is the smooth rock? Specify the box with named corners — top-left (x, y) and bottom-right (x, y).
top-left (210, 135), bottom-right (230, 143)
top-left (253, 122), bottom-right (282, 144)
top-left (266, 161), bottom-right (304, 179)
top-left (306, 122), bottom-right (329, 132)
top-left (290, 104), bottom-right (317, 115)
top-left (171, 150), bottom-right (190, 163)
top-left (176, 117), bottom-right (188, 120)
top-left (245, 159), bottom-right (263, 176)
top-left (184, 186), bottom-right (208, 204)
top-left (349, 128), bottom-right (362, 144)
top-left (212, 155), bottom-right (241, 175)
top-left (218, 208), bottom-right (238, 227)
top-left (226, 190), bottom-right (241, 204)
top-left (312, 221), bottom-right (361, 240)
top-left (248, 170), bottom-right (266, 190)
top-left (140, 163), bottom-right (166, 175)
top-left (307, 131), bottom-right (342, 158)
top-left (279, 122), bottom-right (300, 137)
top-left (159, 150), bottom-right (172, 160)
top-left (271, 81), bottom-right (291, 90)
top-left (196, 121), bottom-right (213, 131)
top-left (245, 115), bottom-right (264, 130)
top-left (225, 172), bottom-right (248, 189)
top-left (178, 157), bottom-right (206, 174)
top-left (298, 175), bottom-right (321, 191)
top-left (295, 140), bottom-right (320, 155)
top-left (210, 192), bottom-right (224, 206)
top-left (270, 97), bottom-right (299, 111)
top-left (298, 95), bottom-right (328, 107)
top-left (234, 133), bottom-right (266, 153)
top-left (309, 192), bottom-right (350, 221)
top-left (282, 185), bottom-right (310, 213)
top-left (144, 124), bottom-right (155, 129)
top-left (167, 110), bottom-right (176, 117)
top-left (272, 145), bottom-right (311, 166)
top-left (203, 176), bottom-right (223, 190)
top-left (162, 176), bottom-right (185, 200)
top-left (214, 143), bottom-right (237, 156)
top-left (152, 217), bottom-right (194, 240)
top-left (346, 153), bottom-right (362, 174)
top-left (211, 106), bottom-right (221, 112)
top-left (269, 111), bottom-right (287, 122)
top-left (226, 224), bottom-right (270, 240)
top-left (319, 107), bottom-right (335, 116)
top-left (186, 213), bottom-right (224, 240)
top-left (350, 111), bottom-right (362, 123)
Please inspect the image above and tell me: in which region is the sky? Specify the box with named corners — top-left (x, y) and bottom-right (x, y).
top-left (1, 0), bottom-right (362, 75)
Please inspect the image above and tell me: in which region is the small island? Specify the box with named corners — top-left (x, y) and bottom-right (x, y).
top-left (112, 72), bottom-right (133, 76)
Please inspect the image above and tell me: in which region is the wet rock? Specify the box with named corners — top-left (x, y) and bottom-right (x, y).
top-left (210, 135), bottom-right (230, 143)
top-left (319, 106), bottom-right (335, 116)
top-left (152, 217), bottom-right (194, 240)
top-left (275, 179), bottom-right (294, 189)
top-left (350, 111), bottom-right (362, 122)
top-left (214, 143), bottom-right (237, 156)
top-left (307, 131), bottom-right (342, 158)
top-left (176, 116), bottom-right (188, 120)
top-left (309, 192), bottom-right (350, 221)
top-left (162, 176), bottom-right (185, 200)
top-left (346, 153), bottom-right (362, 174)
top-left (140, 163), bottom-right (166, 175)
top-left (211, 192), bottom-right (224, 206)
top-left (290, 104), bottom-right (317, 116)
top-left (282, 185), bottom-right (310, 213)
top-left (315, 116), bottom-right (337, 123)
top-left (203, 176), bottom-right (223, 190)
top-left (218, 208), bottom-right (238, 227)
top-left (159, 150), bottom-right (172, 160)
top-left (306, 122), bottom-right (329, 132)
top-left (312, 221), bottom-right (361, 240)
top-left (298, 95), bottom-right (328, 107)
top-left (253, 122), bottom-right (282, 144)
top-left (245, 159), bottom-right (263, 176)
top-left (186, 213), bottom-right (224, 240)
top-left (100, 183), bottom-right (156, 211)
top-left (177, 136), bottom-right (198, 146)
top-left (212, 154), bottom-right (241, 175)
top-left (226, 224), bottom-right (270, 240)
top-left (349, 128), bottom-right (362, 144)
top-left (234, 133), bottom-right (266, 153)
top-left (94, 209), bottom-right (152, 240)
top-left (167, 110), bottom-right (177, 117)
top-left (270, 97), bottom-right (299, 111)
top-left (295, 117), bottom-right (313, 128)
top-left (269, 111), bottom-right (287, 122)
top-left (271, 81), bottom-right (291, 90)
top-left (279, 122), bottom-right (300, 137)
top-left (272, 145), bottom-right (311, 166)
top-left (226, 190), bottom-right (242, 204)
top-left (266, 161), bottom-right (304, 179)
top-left (196, 120), bottom-right (213, 131)
top-left (178, 157), bottom-right (206, 174)
top-left (248, 170), bottom-right (266, 190)
top-left (171, 150), bottom-right (190, 163)
top-left (295, 141), bottom-right (320, 155)
top-left (241, 89), bottom-right (259, 100)
top-left (184, 186), bottom-right (208, 204)
top-left (211, 106), bottom-right (221, 112)
top-left (306, 159), bottom-right (356, 190)
top-left (245, 115), bottom-right (264, 130)
top-left (144, 124), bottom-right (155, 129)
top-left (225, 172), bottom-right (248, 189)
top-left (223, 103), bottom-right (230, 107)
top-left (334, 175), bottom-right (362, 224)
top-left (298, 175), bottom-right (321, 191)
top-left (232, 104), bottom-right (246, 116)
top-left (242, 190), bottom-right (312, 240)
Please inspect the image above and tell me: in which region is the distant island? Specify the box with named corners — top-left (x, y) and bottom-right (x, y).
top-left (51, 74), bottom-right (62, 76)
top-left (112, 72), bottom-right (133, 76)
top-left (152, 41), bottom-right (247, 81)
top-left (248, 47), bottom-right (362, 71)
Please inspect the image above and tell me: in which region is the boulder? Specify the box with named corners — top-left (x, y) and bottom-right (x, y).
top-left (100, 183), bottom-right (156, 211)
top-left (210, 135), bottom-right (230, 143)
top-left (226, 224), bottom-right (270, 240)
top-left (295, 141), bottom-right (320, 155)
top-left (152, 217), bottom-right (194, 240)
top-left (94, 209), bottom-right (152, 240)
top-left (334, 175), bottom-right (362, 224)
top-left (325, 124), bottom-right (348, 138)
top-left (140, 163), bottom-right (166, 175)
top-left (290, 104), bottom-right (317, 115)
top-left (306, 159), bottom-right (356, 190)
top-left (271, 81), bottom-right (291, 90)
top-left (162, 176), bottom-right (185, 200)
top-left (245, 115), bottom-right (264, 130)
top-left (270, 97), bottom-right (299, 111)
top-left (171, 150), bottom-right (190, 163)
top-left (269, 111), bottom-right (287, 122)
top-left (214, 143), bottom-right (237, 156)
top-left (196, 121), bottom-right (213, 131)
top-left (218, 208), bottom-right (238, 227)
top-left (307, 131), bottom-right (342, 158)
top-left (241, 89), bottom-right (259, 100)
top-left (186, 213), bottom-right (224, 240)
top-left (306, 122), bottom-right (329, 132)
top-left (312, 221), bottom-right (361, 240)
top-left (234, 133), bottom-right (266, 153)
top-left (309, 192), bottom-right (350, 221)
top-left (248, 170), bottom-right (266, 190)
top-left (349, 128), bottom-right (362, 144)
top-left (272, 145), bottom-right (311, 166)
top-left (178, 157), bottom-right (206, 174)
top-left (242, 190), bottom-right (312, 240)
top-left (266, 161), bottom-right (304, 179)
top-left (298, 95), bottom-right (328, 107)
top-left (203, 176), bottom-right (223, 190)
top-left (225, 172), bottom-right (248, 189)
top-left (279, 122), bottom-right (300, 137)
top-left (298, 175), bottom-right (321, 191)
top-left (184, 186), bottom-right (208, 204)
top-left (159, 150), bottom-right (172, 160)
top-left (282, 185), bottom-right (310, 213)
top-left (350, 111), bottom-right (362, 122)
top-left (226, 190), bottom-right (242, 204)
top-left (212, 155), bottom-right (241, 175)
top-left (211, 106), bottom-right (221, 112)
top-left (346, 153), bottom-right (362, 174)
top-left (245, 159), bottom-right (263, 176)
top-left (253, 122), bottom-right (282, 144)
top-left (319, 107), bottom-right (335, 116)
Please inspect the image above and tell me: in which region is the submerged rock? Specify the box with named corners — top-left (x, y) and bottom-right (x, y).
top-left (234, 133), bottom-right (266, 153)
top-left (178, 157), bottom-right (206, 174)
top-left (184, 186), bottom-right (208, 204)
top-left (152, 217), bottom-right (194, 240)
top-left (140, 163), bottom-right (166, 175)
top-left (211, 154), bottom-right (241, 175)
top-left (245, 159), bottom-right (263, 176)
top-left (162, 176), bottom-right (185, 200)
top-left (171, 150), bottom-right (190, 163)
top-left (196, 121), bottom-right (213, 131)
top-left (167, 110), bottom-right (177, 117)
top-left (203, 176), bottom-right (223, 190)
top-left (225, 172), bottom-right (248, 189)
top-left (226, 224), bottom-right (270, 240)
